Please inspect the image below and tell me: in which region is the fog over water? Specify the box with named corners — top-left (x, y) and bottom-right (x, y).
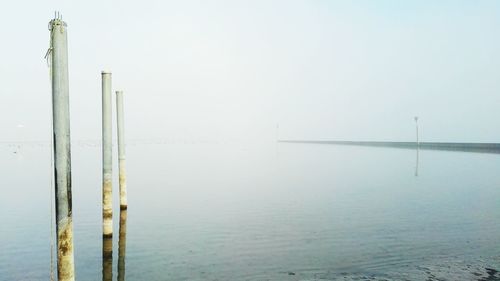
top-left (2, 143), bottom-right (500, 280)
top-left (2, 1), bottom-right (500, 281)
top-left (1, 1), bottom-right (500, 143)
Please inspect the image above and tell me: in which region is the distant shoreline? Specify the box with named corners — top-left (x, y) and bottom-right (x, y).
top-left (279, 140), bottom-right (500, 154)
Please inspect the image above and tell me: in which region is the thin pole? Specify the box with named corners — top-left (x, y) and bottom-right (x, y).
top-left (117, 210), bottom-right (128, 281)
top-left (414, 116), bottom-right (420, 176)
top-left (414, 116), bottom-right (419, 147)
top-left (102, 72), bottom-right (113, 237)
top-left (276, 123), bottom-right (279, 142)
top-left (49, 16), bottom-right (75, 281)
top-left (116, 91), bottom-right (127, 209)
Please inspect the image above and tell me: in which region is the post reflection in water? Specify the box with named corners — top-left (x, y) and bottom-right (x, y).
top-left (118, 209), bottom-right (128, 281)
top-left (415, 146), bottom-right (419, 177)
top-left (102, 235), bottom-right (113, 281)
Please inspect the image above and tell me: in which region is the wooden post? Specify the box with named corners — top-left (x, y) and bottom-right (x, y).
top-left (49, 13), bottom-right (75, 281)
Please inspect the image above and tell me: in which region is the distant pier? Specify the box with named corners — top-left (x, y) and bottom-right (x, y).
top-left (279, 140), bottom-right (500, 154)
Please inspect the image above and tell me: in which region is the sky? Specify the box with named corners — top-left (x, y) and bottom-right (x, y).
top-left (1, 0), bottom-right (499, 143)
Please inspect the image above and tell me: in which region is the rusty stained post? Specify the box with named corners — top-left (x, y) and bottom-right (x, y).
top-left (49, 14), bottom-right (75, 281)
top-left (117, 210), bottom-right (128, 281)
top-left (102, 72), bottom-right (113, 237)
top-left (116, 91), bottom-right (127, 209)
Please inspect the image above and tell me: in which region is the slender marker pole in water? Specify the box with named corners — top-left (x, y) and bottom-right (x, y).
top-left (50, 15), bottom-right (75, 281)
top-left (414, 116), bottom-right (419, 147)
top-left (116, 91), bottom-right (127, 209)
top-left (102, 72), bottom-right (113, 237)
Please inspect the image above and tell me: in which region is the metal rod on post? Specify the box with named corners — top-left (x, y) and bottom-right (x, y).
top-left (102, 72), bottom-right (113, 238)
top-left (116, 91), bottom-right (127, 210)
top-left (49, 15), bottom-right (75, 281)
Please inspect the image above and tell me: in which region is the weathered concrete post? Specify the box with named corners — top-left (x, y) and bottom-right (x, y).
top-left (102, 72), bottom-right (113, 237)
top-left (116, 91), bottom-right (127, 209)
top-left (117, 210), bottom-right (128, 281)
top-left (49, 15), bottom-right (75, 281)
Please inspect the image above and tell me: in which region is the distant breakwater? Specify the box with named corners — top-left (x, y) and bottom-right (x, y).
top-left (279, 140), bottom-right (500, 154)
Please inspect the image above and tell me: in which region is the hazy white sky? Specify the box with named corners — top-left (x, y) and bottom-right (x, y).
top-left (1, 0), bottom-right (499, 142)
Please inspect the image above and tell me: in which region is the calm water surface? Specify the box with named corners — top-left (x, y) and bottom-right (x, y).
top-left (1, 142), bottom-right (500, 280)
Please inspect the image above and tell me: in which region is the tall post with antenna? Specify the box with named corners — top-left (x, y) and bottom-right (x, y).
top-left (49, 13), bottom-right (75, 281)
top-left (116, 91), bottom-right (127, 209)
top-left (102, 71), bottom-right (113, 237)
